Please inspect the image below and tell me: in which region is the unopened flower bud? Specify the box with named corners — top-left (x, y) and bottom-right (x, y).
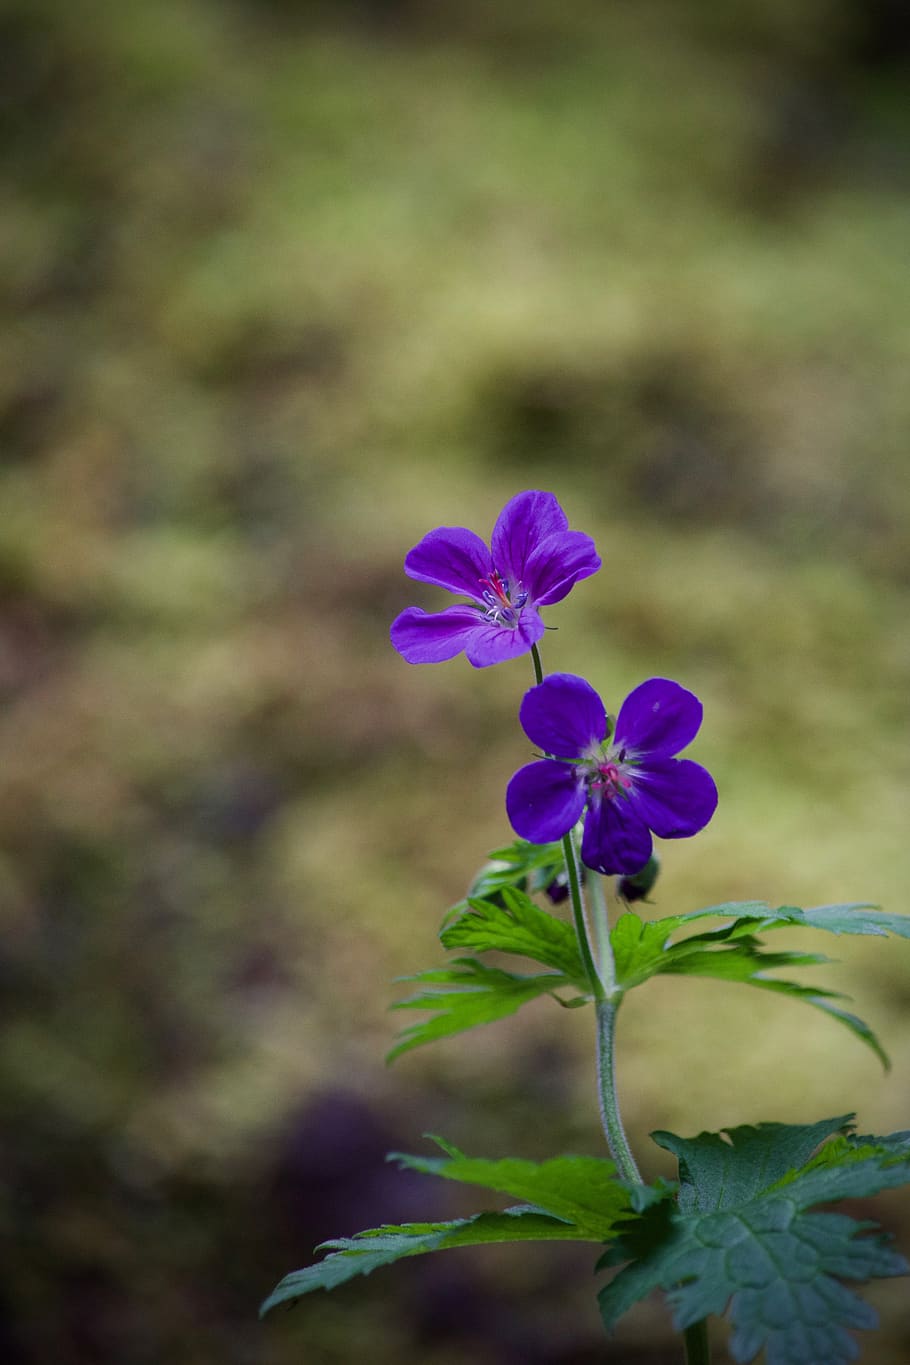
top-left (617, 854), bottom-right (660, 905)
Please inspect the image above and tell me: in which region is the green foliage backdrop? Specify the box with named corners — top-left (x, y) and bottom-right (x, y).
top-left (1, 0), bottom-right (909, 1360)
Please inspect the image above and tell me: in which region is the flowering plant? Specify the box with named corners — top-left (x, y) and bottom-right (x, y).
top-left (263, 491), bottom-right (910, 1365)
top-left (390, 489), bottom-right (600, 666)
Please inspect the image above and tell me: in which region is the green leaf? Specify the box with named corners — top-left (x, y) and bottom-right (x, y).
top-left (611, 913), bottom-right (677, 988)
top-left (662, 900), bottom-right (910, 941)
top-left (392, 1142), bottom-right (641, 1237)
top-left (658, 944), bottom-right (890, 1069)
top-left (260, 1206), bottom-right (588, 1316)
top-left (599, 1118), bottom-right (910, 1365)
top-left (387, 957), bottom-right (582, 1061)
top-left (609, 905), bottom-right (896, 1066)
top-left (466, 838), bottom-right (565, 902)
top-left (441, 889), bottom-right (588, 984)
top-left (650, 1116), bottom-right (853, 1213)
top-left (260, 1140), bottom-right (670, 1317)
top-left (849, 1129), bottom-right (910, 1156)
top-left (769, 904), bottom-right (910, 938)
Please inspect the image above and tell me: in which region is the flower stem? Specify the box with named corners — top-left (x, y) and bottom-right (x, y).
top-left (587, 870), bottom-right (615, 995)
top-left (561, 828), bottom-right (606, 1003)
top-left (530, 641), bottom-right (545, 686)
top-left (529, 643), bottom-right (638, 1179)
top-left (530, 642), bottom-right (706, 1358)
top-left (530, 645), bottom-right (603, 1001)
top-left (595, 997), bottom-right (641, 1183)
top-left (683, 1320), bottom-right (711, 1365)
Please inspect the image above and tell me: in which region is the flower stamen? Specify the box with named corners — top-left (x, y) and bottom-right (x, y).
top-left (588, 759), bottom-right (632, 802)
top-left (478, 570), bottom-right (528, 629)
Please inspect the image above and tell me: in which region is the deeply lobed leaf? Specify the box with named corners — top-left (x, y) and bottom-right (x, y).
top-left (599, 1118), bottom-right (910, 1365)
top-left (609, 903), bottom-right (902, 1066)
top-left (260, 1207), bottom-right (590, 1316)
top-left (392, 1142), bottom-right (638, 1237)
top-left (441, 888), bottom-right (588, 983)
top-left (466, 837), bottom-right (566, 903)
top-left (387, 956), bottom-right (583, 1061)
top-left (261, 1143), bottom-right (661, 1318)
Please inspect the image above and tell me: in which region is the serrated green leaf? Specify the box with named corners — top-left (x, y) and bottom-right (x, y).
top-left (260, 1207), bottom-right (588, 1316)
top-left (441, 889), bottom-right (588, 984)
top-left (387, 958), bottom-right (580, 1061)
top-left (664, 900), bottom-right (910, 941)
top-left (610, 905), bottom-right (894, 1066)
top-left (850, 1129), bottom-right (910, 1156)
top-left (658, 947), bottom-right (890, 1068)
top-left (260, 1139), bottom-right (678, 1318)
top-left (610, 913), bottom-right (674, 988)
top-left (466, 838), bottom-right (565, 902)
top-left (391, 1146), bottom-right (634, 1237)
top-left (770, 904), bottom-right (910, 937)
top-left (599, 1119), bottom-right (910, 1365)
top-left (651, 1116), bottom-right (854, 1213)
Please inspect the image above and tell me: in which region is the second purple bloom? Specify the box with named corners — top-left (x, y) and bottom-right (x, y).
top-left (506, 674), bottom-right (718, 876)
top-left (390, 490), bottom-right (600, 668)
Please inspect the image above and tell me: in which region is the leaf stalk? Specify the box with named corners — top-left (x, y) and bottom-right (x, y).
top-left (683, 1319), bottom-right (711, 1365)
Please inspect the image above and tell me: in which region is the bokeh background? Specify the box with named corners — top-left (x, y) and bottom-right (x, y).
top-left (3, 0), bottom-right (910, 1361)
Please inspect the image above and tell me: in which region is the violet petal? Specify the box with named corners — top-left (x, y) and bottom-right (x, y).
top-left (581, 797), bottom-right (653, 876)
top-left (404, 526), bottom-right (493, 600)
top-left (615, 678), bottom-right (703, 758)
top-left (630, 758), bottom-right (718, 838)
top-left (523, 530), bottom-right (601, 606)
top-left (519, 673), bottom-right (607, 757)
top-left (506, 760), bottom-right (586, 844)
top-left (390, 605), bottom-right (483, 664)
top-left (463, 609), bottom-right (545, 667)
top-left (490, 491), bottom-right (568, 588)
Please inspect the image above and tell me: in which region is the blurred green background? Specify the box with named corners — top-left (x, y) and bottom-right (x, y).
top-left (2, 0), bottom-right (910, 1360)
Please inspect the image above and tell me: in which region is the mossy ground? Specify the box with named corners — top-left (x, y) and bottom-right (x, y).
top-left (2, 2), bottom-right (909, 1360)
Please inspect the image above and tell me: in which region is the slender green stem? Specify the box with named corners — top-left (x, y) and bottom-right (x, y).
top-left (595, 998), bottom-right (641, 1183)
top-left (530, 641), bottom-right (705, 1358)
top-left (529, 644), bottom-right (603, 1000)
top-left (530, 641), bottom-right (545, 686)
top-left (587, 871), bottom-right (616, 996)
top-left (530, 642), bottom-right (639, 1181)
top-left (561, 828), bottom-right (605, 1002)
top-left (683, 1319), bottom-right (711, 1365)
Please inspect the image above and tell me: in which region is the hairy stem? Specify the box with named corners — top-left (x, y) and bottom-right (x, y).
top-left (529, 644), bottom-right (603, 1000)
top-left (531, 643), bottom-right (704, 1358)
top-left (530, 644), bottom-right (639, 1177)
top-left (683, 1319), bottom-right (711, 1365)
top-left (595, 998), bottom-right (641, 1183)
top-left (587, 870), bottom-right (615, 995)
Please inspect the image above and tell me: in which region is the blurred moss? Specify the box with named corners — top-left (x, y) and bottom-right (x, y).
top-left (1, 0), bottom-right (909, 1361)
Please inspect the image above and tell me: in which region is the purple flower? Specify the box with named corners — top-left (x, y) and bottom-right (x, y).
top-left (390, 491), bottom-right (601, 668)
top-left (506, 674), bottom-right (718, 876)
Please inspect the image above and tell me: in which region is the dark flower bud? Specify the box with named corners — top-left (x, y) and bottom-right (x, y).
top-left (617, 854), bottom-right (660, 905)
top-left (544, 871), bottom-right (569, 904)
top-left (544, 863), bottom-right (585, 904)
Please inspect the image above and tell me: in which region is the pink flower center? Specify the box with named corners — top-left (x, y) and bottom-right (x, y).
top-left (582, 745), bottom-right (633, 804)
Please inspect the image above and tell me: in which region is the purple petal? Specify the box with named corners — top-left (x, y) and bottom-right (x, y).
top-left (519, 673), bottom-right (607, 757)
top-left (506, 760), bottom-right (586, 844)
top-left (390, 605), bottom-right (483, 663)
top-left (404, 527), bottom-right (493, 601)
top-left (490, 491), bottom-right (569, 587)
top-left (462, 609), bottom-right (545, 667)
top-left (522, 530), bottom-right (601, 606)
top-left (615, 678), bottom-right (703, 758)
top-left (630, 758), bottom-right (718, 839)
top-left (581, 797), bottom-right (653, 876)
